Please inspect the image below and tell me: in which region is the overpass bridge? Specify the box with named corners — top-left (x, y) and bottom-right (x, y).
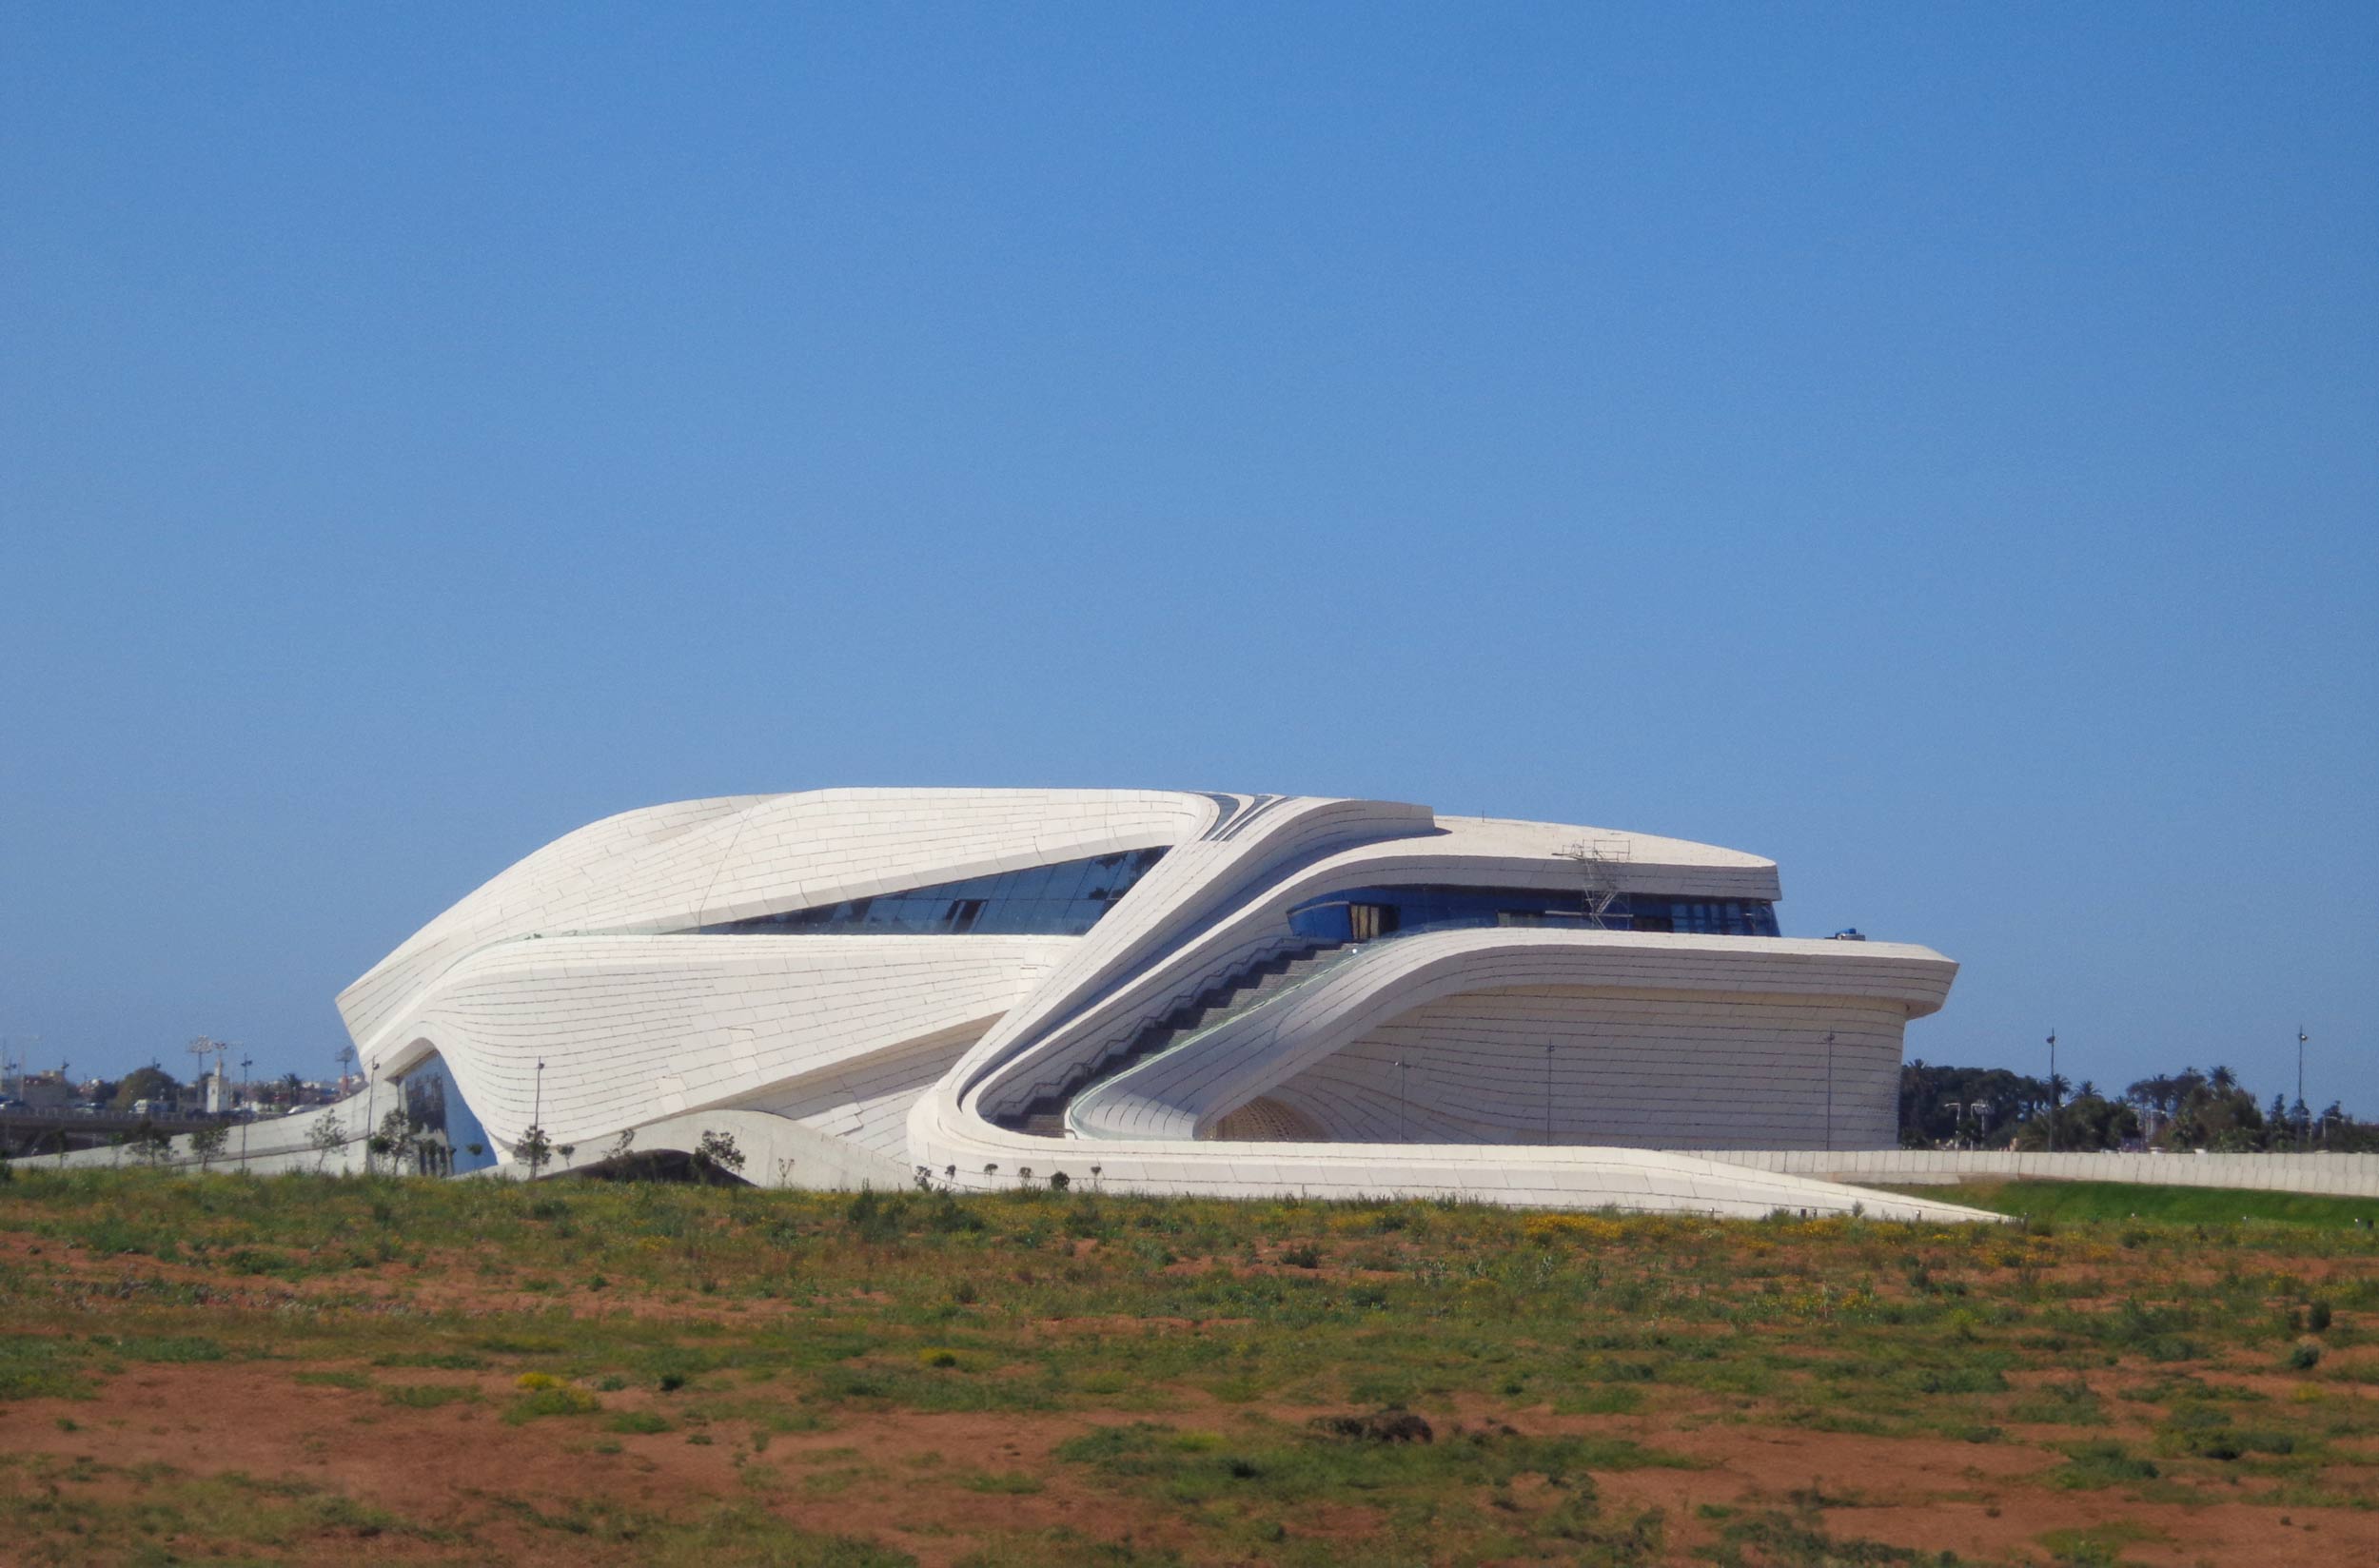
top-left (0, 1107), bottom-right (257, 1161)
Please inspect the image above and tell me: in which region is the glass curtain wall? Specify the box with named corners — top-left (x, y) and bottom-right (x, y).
top-left (697, 847), bottom-right (1167, 939)
top-left (397, 1051), bottom-right (497, 1176)
top-left (1288, 885), bottom-right (1780, 944)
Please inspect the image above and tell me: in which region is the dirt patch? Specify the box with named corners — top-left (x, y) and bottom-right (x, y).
top-left (0, 1363), bottom-right (1192, 1568)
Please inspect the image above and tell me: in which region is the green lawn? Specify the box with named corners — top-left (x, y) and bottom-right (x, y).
top-left (1896, 1178), bottom-right (2379, 1228)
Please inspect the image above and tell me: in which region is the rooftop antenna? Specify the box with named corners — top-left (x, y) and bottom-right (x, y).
top-left (1553, 837), bottom-right (1631, 930)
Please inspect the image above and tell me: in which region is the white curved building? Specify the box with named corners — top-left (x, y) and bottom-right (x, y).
top-left (334, 788), bottom-right (1982, 1220)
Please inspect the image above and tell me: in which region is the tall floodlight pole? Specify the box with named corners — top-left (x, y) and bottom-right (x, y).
top-left (238, 1055), bottom-right (253, 1170)
top-left (186, 1037), bottom-right (214, 1112)
top-left (1823, 1033), bottom-right (1836, 1152)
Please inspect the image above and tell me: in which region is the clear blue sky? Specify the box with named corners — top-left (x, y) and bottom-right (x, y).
top-left (4, 5), bottom-right (2372, 1109)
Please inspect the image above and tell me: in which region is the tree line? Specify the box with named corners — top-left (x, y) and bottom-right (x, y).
top-left (1900, 1059), bottom-right (2372, 1153)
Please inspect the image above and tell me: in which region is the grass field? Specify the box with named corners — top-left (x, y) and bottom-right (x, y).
top-left (1885, 1181), bottom-right (2379, 1230)
top-left (1, 1168), bottom-right (2374, 1566)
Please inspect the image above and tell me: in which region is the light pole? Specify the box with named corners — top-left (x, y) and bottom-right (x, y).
top-left (362, 1059), bottom-right (378, 1175)
top-left (1, 1035), bottom-right (36, 1101)
top-left (2046, 1030), bottom-right (2058, 1154)
top-left (238, 1055), bottom-right (253, 1170)
top-left (1823, 1032), bottom-right (1836, 1152)
top-left (2298, 1029), bottom-right (2310, 1152)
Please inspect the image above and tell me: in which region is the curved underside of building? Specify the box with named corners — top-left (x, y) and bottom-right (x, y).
top-left (332, 788), bottom-right (1987, 1220)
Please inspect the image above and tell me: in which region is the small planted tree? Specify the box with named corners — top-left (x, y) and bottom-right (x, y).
top-left (516, 1124), bottom-right (554, 1178)
top-left (307, 1113), bottom-right (346, 1173)
top-left (367, 1107), bottom-right (418, 1175)
top-left (129, 1121), bottom-right (173, 1166)
top-left (693, 1129), bottom-right (745, 1181)
top-left (189, 1123), bottom-right (229, 1172)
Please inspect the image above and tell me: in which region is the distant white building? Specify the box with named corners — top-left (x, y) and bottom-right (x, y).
top-left (335, 789), bottom-right (1976, 1219)
top-left (17, 1072), bottom-right (75, 1111)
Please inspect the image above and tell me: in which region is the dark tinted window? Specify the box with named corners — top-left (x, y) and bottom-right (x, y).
top-left (698, 847), bottom-right (1168, 938)
top-left (1288, 884), bottom-right (1780, 942)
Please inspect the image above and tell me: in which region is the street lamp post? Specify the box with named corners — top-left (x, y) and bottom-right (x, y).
top-left (2047, 1030), bottom-right (2058, 1154)
top-left (1823, 1032), bottom-right (1836, 1152)
top-left (362, 1062), bottom-right (378, 1175)
top-left (2298, 1029), bottom-right (2310, 1152)
top-left (238, 1055), bottom-right (252, 1170)
top-left (1543, 1042), bottom-right (1554, 1143)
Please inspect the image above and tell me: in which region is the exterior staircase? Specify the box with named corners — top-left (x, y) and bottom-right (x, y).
top-left (993, 942), bottom-right (1346, 1136)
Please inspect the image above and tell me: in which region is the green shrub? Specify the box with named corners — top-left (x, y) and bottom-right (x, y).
top-left (607, 1410), bottom-right (673, 1434)
top-left (2054, 1441), bottom-right (2158, 1489)
top-left (506, 1386), bottom-right (603, 1423)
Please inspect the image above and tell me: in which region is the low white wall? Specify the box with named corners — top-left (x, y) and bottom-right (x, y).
top-left (48, 1094), bottom-right (376, 1176)
top-left (1688, 1148), bottom-right (2379, 1200)
top-left (609, 1107), bottom-right (914, 1190)
top-left (40, 1100), bottom-right (913, 1191)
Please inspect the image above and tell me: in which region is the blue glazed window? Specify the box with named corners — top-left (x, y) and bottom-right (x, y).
top-left (698, 847), bottom-right (1167, 938)
top-left (1287, 885), bottom-right (1780, 943)
top-left (397, 1051), bottom-right (497, 1175)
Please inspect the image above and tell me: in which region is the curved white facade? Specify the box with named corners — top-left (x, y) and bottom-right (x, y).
top-left (337, 788), bottom-right (1985, 1220)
